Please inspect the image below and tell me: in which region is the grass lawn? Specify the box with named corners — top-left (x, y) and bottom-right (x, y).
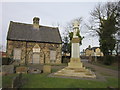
top-left (2, 73), bottom-right (118, 88)
top-left (2, 65), bottom-right (119, 88)
top-left (92, 62), bottom-right (119, 71)
top-left (2, 74), bottom-right (18, 88)
top-left (21, 74), bottom-right (118, 88)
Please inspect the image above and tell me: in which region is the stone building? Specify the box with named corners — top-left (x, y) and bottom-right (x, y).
top-left (85, 45), bottom-right (104, 57)
top-left (6, 17), bottom-right (62, 64)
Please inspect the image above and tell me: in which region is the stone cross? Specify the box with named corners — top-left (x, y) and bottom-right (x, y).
top-left (71, 20), bottom-right (80, 59)
top-left (73, 20), bottom-right (79, 38)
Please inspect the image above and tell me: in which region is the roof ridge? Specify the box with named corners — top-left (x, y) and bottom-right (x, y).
top-left (10, 21), bottom-right (58, 29)
top-left (11, 21), bottom-right (32, 26)
top-left (7, 21), bottom-right (62, 44)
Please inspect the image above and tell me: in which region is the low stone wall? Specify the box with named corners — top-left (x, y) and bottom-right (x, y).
top-left (2, 65), bottom-right (14, 75)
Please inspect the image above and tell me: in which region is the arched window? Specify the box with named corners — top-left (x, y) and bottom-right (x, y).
top-left (33, 44), bottom-right (40, 53)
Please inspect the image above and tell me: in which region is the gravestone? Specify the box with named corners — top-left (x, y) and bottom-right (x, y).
top-left (2, 65), bottom-right (14, 75)
top-left (16, 66), bottom-right (28, 74)
top-left (43, 65), bottom-right (51, 73)
top-left (54, 21), bottom-right (96, 78)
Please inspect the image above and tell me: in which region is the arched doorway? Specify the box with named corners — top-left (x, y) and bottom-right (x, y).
top-left (32, 44), bottom-right (40, 64)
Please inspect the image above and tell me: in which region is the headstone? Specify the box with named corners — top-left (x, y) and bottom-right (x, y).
top-left (2, 65), bottom-right (14, 75)
top-left (43, 65), bottom-right (51, 73)
top-left (16, 66), bottom-right (28, 74)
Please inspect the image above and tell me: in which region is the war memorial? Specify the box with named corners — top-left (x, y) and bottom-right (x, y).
top-left (54, 21), bottom-right (96, 78)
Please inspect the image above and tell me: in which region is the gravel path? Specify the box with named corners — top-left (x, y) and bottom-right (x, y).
top-left (82, 59), bottom-right (118, 78)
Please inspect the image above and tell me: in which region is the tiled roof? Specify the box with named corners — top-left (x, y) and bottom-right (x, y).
top-left (7, 21), bottom-right (62, 44)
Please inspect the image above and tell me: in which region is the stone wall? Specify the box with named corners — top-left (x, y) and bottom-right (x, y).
top-left (7, 40), bottom-right (62, 64)
top-left (2, 65), bottom-right (14, 75)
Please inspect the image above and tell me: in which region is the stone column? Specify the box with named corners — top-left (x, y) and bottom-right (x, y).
top-left (68, 20), bottom-right (83, 68)
top-left (71, 38), bottom-right (80, 58)
top-left (68, 37), bottom-right (83, 68)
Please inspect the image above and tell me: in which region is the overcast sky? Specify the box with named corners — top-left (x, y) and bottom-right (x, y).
top-left (1, 1), bottom-right (109, 51)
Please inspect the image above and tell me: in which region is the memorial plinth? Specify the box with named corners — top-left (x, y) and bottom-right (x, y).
top-left (54, 21), bottom-right (96, 78)
top-left (68, 38), bottom-right (83, 69)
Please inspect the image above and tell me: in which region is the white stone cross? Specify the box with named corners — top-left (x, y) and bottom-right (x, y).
top-left (73, 20), bottom-right (79, 38)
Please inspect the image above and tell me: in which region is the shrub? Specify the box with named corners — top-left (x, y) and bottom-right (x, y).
top-left (2, 58), bottom-right (12, 65)
top-left (103, 55), bottom-right (114, 65)
top-left (62, 56), bottom-right (70, 63)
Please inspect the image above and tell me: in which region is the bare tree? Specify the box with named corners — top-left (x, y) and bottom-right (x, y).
top-left (86, 2), bottom-right (119, 57)
top-left (87, 2), bottom-right (118, 33)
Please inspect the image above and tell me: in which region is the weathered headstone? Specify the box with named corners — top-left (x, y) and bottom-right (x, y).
top-left (16, 66), bottom-right (28, 74)
top-left (43, 65), bottom-right (51, 73)
top-left (2, 65), bottom-right (14, 75)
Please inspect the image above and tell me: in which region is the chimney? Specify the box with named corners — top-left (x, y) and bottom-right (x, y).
top-left (33, 17), bottom-right (40, 29)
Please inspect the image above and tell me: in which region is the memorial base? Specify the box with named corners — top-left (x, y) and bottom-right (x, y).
top-left (68, 58), bottom-right (83, 68)
top-left (54, 58), bottom-right (96, 78)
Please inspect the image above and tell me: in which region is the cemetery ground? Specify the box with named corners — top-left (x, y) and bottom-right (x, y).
top-left (2, 59), bottom-right (119, 88)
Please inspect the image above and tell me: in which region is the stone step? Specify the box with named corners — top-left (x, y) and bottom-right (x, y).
top-left (54, 67), bottom-right (96, 78)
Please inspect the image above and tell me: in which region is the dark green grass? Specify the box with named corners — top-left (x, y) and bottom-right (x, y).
top-left (92, 62), bottom-right (119, 71)
top-left (106, 77), bottom-right (119, 88)
top-left (2, 73), bottom-right (118, 88)
top-left (2, 67), bottom-right (119, 88)
top-left (21, 74), bottom-right (118, 88)
top-left (2, 74), bottom-right (18, 88)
